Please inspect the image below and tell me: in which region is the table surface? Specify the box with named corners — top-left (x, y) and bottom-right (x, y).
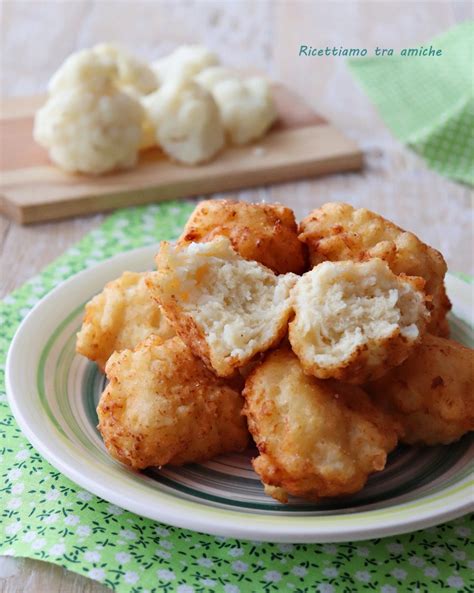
top-left (0, 1), bottom-right (472, 591)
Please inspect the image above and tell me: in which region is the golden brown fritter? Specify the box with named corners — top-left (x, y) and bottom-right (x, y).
top-left (97, 336), bottom-right (249, 469)
top-left (179, 199), bottom-right (307, 274)
top-left (76, 271), bottom-right (174, 371)
top-left (289, 259), bottom-right (429, 384)
top-left (298, 202), bottom-right (450, 336)
top-left (147, 237), bottom-right (297, 377)
top-left (243, 348), bottom-right (400, 503)
top-left (366, 334), bottom-right (474, 445)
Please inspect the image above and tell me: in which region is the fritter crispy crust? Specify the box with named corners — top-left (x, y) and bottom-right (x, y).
top-left (298, 202), bottom-right (450, 336)
top-left (76, 271), bottom-right (174, 371)
top-left (97, 336), bottom-right (249, 469)
top-left (179, 199), bottom-right (307, 274)
top-left (366, 334), bottom-right (474, 445)
top-left (289, 259), bottom-right (430, 384)
top-left (148, 237), bottom-right (297, 377)
top-left (243, 348), bottom-right (400, 502)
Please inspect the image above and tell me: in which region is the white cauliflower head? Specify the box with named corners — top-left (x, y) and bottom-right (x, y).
top-left (143, 77), bottom-right (225, 165)
top-left (37, 44), bottom-right (152, 172)
top-left (152, 44), bottom-right (219, 84)
top-left (195, 67), bottom-right (277, 144)
top-left (34, 88), bottom-right (144, 175)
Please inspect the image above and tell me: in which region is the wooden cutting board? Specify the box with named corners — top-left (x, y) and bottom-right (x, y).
top-left (0, 86), bottom-right (363, 224)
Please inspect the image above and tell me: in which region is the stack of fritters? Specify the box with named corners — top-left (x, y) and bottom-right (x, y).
top-left (77, 199), bottom-right (474, 502)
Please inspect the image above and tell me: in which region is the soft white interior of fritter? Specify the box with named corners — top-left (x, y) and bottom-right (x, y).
top-left (293, 260), bottom-right (424, 366)
top-left (162, 238), bottom-right (296, 361)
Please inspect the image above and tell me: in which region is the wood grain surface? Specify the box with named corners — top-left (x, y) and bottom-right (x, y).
top-left (0, 88), bottom-right (362, 223)
top-left (0, 1), bottom-right (472, 592)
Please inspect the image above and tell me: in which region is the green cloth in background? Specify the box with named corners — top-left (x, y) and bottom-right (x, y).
top-left (0, 202), bottom-right (473, 593)
top-left (349, 20), bottom-right (474, 185)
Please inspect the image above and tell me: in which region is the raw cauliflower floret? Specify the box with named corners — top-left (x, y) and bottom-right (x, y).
top-left (45, 45), bottom-right (156, 155)
top-left (152, 44), bottom-right (219, 84)
top-left (34, 86), bottom-right (144, 175)
top-left (195, 67), bottom-right (277, 144)
top-left (142, 77), bottom-right (225, 165)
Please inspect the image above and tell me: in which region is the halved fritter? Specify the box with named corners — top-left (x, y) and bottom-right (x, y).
top-left (147, 237), bottom-right (297, 377)
top-left (298, 202), bottom-right (450, 336)
top-left (289, 259), bottom-right (429, 384)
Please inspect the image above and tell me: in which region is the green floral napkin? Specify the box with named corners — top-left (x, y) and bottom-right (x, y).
top-left (1, 201), bottom-right (473, 593)
top-left (348, 20), bottom-right (474, 185)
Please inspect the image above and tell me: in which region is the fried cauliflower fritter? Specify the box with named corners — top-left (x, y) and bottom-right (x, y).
top-left (147, 237), bottom-right (297, 377)
top-left (243, 349), bottom-right (400, 503)
top-left (298, 203), bottom-right (450, 336)
top-left (179, 200), bottom-right (307, 274)
top-left (76, 271), bottom-right (174, 371)
top-left (366, 334), bottom-right (474, 445)
top-left (97, 336), bottom-right (249, 469)
top-left (289, 259), bottom-right (429, 384)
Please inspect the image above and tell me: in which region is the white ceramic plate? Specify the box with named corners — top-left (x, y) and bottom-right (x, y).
top-left (6, 246), bottom-right (474, 542)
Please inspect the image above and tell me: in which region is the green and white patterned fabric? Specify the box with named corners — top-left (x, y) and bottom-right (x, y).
top-left (349, 20), bottom-right (474, 186)
top-left (1, 201), bottom-right (473, 593)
